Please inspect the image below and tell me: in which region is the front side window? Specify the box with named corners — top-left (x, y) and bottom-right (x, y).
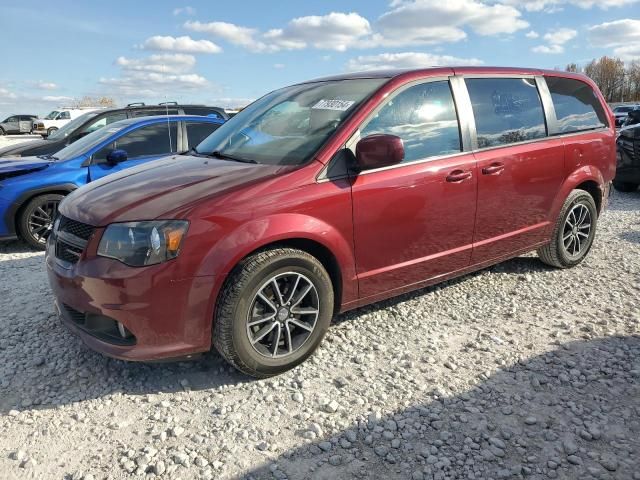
top-left (45, 111), bottom-right (60, 120)
top-left (93, 122), bottom-right (178, 162)
top-left (360, 81), bottom-right (461, 163)
top-left (545, 77), bottom-right (608, 134)
top-left (466, 78), bottom-right (547, 148)
top-left (196, 78), bottom-right (387, 165)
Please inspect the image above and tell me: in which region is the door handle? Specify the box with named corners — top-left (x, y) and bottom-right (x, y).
top-left (446, 170), bottom-right (472, 183)
top-left (481, 162), bottom-right (505, 175)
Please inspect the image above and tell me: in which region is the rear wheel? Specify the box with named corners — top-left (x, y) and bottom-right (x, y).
top-left (537, 189), bottom-right (598, 268)
top-left (613, 181), bottom-right (638, 193)
top-left (18, 194), bottom-right (64, 250)
top-left (213, 248), bottom-right (334, 378)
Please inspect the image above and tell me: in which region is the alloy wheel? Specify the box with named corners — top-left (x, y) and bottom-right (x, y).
top-left (246, 272), bottom-right (320, 358)
top-left (562, 203), bottom-right (591, 258)
top-left (28, 200), bottom-right (59, 245)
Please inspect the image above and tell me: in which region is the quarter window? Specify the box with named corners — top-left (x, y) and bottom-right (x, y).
top-left (186, 121), bottom-right (222, 148)
top-left (545, 77), bottom-right (609, 134)
top-left (360, 81), bottom-right (461, 163)
top-left (466, 78), bottom-right (547, 148)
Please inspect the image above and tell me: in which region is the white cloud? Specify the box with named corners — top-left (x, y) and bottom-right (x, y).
top-left (543, 27), bottom-right (577, 45)
top-left (589, 19), bottom-right (640, 61)
top-left (185, 2), bottom-right (527, 53)
top-left (346, 52), bottom-right (483, 71)
top-left (525, 30), bottom-right (539, 38)
top-left (0, 87), bottom-right (18, 101)
top-left (173, 6), bottom-right (195, 16)
top-left (186, 12), bottom-right (372, 52)
top-left (116, 54), bottom-right (196, 74)
top-left (374, 0), bottom-right (528, 46)
top-left (532, 44), bottom-right (564, 54)
top-left (99, 72), bottom-right (208, 97)
top-left (532, 27), bottom-right (576, 54)
top-left (141, 35), bottom-right (221, 54)
top-left (36, 81), bottom-right (58, 90)
top-left (502, 0), bottom-right (639, 11)
top-left (273, 63), bottom-right (285, 69)
top-left (185, 21), bottom-right (266, 51)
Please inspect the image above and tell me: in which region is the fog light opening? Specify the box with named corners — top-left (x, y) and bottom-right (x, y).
top-left (117, 322), bottom-right (133, 339)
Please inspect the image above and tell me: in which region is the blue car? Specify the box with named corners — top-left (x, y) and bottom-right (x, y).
top-left (0, 115), bottom-right (224, 248)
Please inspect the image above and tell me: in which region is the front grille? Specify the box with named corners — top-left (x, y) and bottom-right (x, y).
top-left (53, 215), bottom-right (95, 264)
top-left (61, 304), bottom-right (136, 346)
top-left (58, 216), bottom-right (95, 241)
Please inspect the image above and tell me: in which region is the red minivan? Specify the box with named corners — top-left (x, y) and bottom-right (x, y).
top-left (46, 67), bottom-right (615, 377)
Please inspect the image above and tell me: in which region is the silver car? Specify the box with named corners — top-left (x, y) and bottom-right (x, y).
top-left (0, 115), bottom-right (38, 135)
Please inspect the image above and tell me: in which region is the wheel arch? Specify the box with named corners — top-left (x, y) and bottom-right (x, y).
top-left (7, 184), bottom-right (77, 237)
top-left (551, 166), bottom-right (606, 223)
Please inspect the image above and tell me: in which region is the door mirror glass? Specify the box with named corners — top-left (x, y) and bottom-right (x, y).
top-left (356, 134), bottom-right (404, 170)
top-left (106, 149), bottom-right (128, 165)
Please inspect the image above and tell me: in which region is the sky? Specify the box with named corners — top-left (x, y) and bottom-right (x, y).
top-left (0, 0), bottom-right (638, 119)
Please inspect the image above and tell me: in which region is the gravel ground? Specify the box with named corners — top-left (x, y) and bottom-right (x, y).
top-left (0, 191), bottom-right (638, 480)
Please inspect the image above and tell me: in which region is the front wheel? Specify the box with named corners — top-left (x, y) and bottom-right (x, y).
top-left (0, 127), bottom-right (5, 136)
top-left (537, 189), bottom-right (598, 268)
top-left (46, 127), bottom-right (57, 137)
top-left (18, 194), bottom-right (65, 250)
top-left (613, 181), bottom-right (638, 193)
top-left (213, 248), bottom-right (334, 378)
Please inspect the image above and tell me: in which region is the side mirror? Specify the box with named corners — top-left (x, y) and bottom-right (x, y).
top-left (106, 149), bottom-right (128, 165)
top-left (355, 134), bottom-right (404, 170)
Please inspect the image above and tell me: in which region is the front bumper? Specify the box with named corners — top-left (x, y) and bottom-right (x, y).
top-left (45, 237), bottom-right (217, 361)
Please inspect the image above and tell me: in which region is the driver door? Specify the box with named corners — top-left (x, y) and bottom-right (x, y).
top-left (88, 121), bottom-right (180, 182)
top-left (350, 79), bottom-right (477, 299)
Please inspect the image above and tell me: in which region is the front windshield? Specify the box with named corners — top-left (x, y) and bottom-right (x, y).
top-left (615, 106), bottom-right (633, 113)
top-left (48, 111), bottom-right (100, 139)
top-left (52, 121), bottom-right (127, 161)
top-left (45, 110), bottom-right (60, 120)
top-left (195, 78), bottom-right (387, 165)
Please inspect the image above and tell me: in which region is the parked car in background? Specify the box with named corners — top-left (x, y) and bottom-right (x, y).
top-left (0, 115), bottom-right (224, 248)
top-left (0, 103), bottom-right (229, 158)
top-left (45, 67), bottom-right (615, 378)
top-left (613, 104), bottom-right (639, 127)
top-left (620, 108), bottom-right (640, 129)
top-left (614, 116), bottom-right (640, 192)
top-left (32, 107), bottom-right (104, 137)
top-left (0, 114), bottom-right (38, 135)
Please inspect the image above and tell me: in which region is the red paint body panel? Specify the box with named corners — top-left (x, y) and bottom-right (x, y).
top-left (45, 67), bottom-right (617, 361)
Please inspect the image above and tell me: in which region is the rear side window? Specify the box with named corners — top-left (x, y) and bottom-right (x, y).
top-left (360, 80), bottom-right (461, 163)
top-left (182, 107), bottom-right (224, 119)
top-left (545, 77), bottom-right (609, 134)
top-left (58, 111), bottom-right (71, 120)
top-left (466, 78), bottom-right (547, 148)
top-left (186, 121), bottom-right (221, 147)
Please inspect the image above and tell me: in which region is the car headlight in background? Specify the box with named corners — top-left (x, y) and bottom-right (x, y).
top-left (97, 220), bottom-right (189, 266)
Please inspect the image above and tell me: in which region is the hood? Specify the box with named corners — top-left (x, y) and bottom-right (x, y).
top-left (0, 139), bottom-right (59, 158)
top-left (0, 157), bottom-right (51, 180)
top-left (60, 154), bottom-right (290, 226)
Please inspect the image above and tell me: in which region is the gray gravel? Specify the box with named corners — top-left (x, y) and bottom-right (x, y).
top-left (1, 191), bottom-right (639, 480)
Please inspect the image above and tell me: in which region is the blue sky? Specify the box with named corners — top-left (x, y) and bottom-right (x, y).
top-left (0, 0), bottom-right (638, 119)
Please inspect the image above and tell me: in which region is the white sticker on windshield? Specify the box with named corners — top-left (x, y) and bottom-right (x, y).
top-left (312, 99), bottom-right (355, 111)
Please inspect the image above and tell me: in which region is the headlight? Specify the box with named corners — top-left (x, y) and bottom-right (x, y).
top-left (97, 220), bottom-right (189, 267)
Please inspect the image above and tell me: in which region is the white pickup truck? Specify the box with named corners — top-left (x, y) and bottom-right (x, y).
top-left (32, 107), bottom-right (104, 137)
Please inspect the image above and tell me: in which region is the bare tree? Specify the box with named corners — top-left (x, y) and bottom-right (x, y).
top-left (584, 56), bottom-right (626, 102)
top-left (71, 96), bottom-right (116, 108)
top-left (565, 63), bottom-right (579, 73)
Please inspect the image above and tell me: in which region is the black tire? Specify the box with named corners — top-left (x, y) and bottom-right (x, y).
top-left (0, 127), bottom-right (5, 136)
top-left (18, 194), bottom-right (65, 250)
top-left (612, 181), bottom-right (638, 193)
top-left (46, 127), bottom-right (57, 137)
top-left (537, 189), bottom-right (598, 269)
top-left (213, 247), bottom-right (334, 378)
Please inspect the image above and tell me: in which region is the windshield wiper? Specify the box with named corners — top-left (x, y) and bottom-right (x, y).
top-left (210, 150), bottom-right (257, 164)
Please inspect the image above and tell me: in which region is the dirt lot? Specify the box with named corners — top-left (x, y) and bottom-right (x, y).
top-left (0, 192), bottom-right (638, 480)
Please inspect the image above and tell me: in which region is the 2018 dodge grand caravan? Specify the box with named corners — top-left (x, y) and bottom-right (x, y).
top-left (46, 67), bottom-right (616, 378)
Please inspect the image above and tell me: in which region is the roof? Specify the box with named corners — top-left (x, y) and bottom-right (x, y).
top-left (108, 114), bottom-right (225, 128)
top-left (301, 66), bottom-right (593, 84)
